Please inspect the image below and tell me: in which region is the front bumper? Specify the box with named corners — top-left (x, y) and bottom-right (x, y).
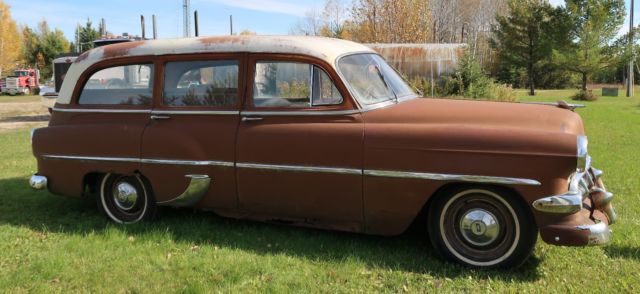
top-left (533, 166), bottom-right (616, 246)
top-left (29, 174), bottom-right (48, 190)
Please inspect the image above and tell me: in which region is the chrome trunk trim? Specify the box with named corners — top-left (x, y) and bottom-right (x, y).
top-left (157, 175), bottom-right (211, 207)
top-left (29, 174), bottom-right (48, 190)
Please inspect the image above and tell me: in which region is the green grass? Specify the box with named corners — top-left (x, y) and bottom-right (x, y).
top-left (0, 90), bottom-right (639, 292)
top-left (0, 95), bottom-right (40, 103)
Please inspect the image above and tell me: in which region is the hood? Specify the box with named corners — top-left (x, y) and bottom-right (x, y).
top-left (363, 98), bottom-right (585, 136)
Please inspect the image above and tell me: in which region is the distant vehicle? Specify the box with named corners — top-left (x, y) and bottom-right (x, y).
top-left (1, 68), bottom-right (40, 95)
top-left (41, 35), bottom-right (142, 107)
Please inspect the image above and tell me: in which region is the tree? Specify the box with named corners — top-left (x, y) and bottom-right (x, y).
top-left (74, 19), bottom-right (101, 53)
top-left (289, 10), bottom-right (322, 36)
top-left (491, 0), bottom-right (564, 96)
top-left (350, 0), bottom-right (430, 43)
top-left (0, 1), bottom-right (21, 77)
top-left (21, 20), bottom-right (70, 80)
top-left (554, 0), bottom-right (626, 91)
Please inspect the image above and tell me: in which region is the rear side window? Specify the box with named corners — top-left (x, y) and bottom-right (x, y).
top-left (163, 60), bottom-right (239, 107)
top-left (78, 64), bottom-right (153, 105)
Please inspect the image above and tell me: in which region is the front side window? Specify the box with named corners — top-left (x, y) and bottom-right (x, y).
top-left (78, 64), bottom-right (153, 105)
top-left (163, 60), bottom-right (239, 107)
top-left (338, 54), bottom-right (417, 106)
top-left (253, 61), bottom-right (343, 108)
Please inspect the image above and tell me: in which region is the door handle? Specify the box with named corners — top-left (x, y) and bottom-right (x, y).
top-left (151, 115), bottom-right (171, 120)
top-left (241, 116), bottom-right (264, 122)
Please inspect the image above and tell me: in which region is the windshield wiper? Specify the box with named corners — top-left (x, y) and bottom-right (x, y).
top-left (373, 65), bottom-right (398, 103)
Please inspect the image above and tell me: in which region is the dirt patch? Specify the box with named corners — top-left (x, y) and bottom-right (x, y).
top-left (0, 101), bottom-right (49, 132)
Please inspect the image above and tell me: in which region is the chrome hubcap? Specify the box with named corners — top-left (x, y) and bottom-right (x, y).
top-left (459, 209), bottom-right (500, 246)
top-left (113, 182), bottom-right (138, 211)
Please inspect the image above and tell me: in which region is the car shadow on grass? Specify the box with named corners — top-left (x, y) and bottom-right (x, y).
top-left (0, 177), bottom-right (541, 281)
top-left (603, 244), bottom-right (640, 260)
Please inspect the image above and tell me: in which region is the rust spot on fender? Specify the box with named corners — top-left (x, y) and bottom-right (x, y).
top-left (101, 41), bottom-right (146, 60)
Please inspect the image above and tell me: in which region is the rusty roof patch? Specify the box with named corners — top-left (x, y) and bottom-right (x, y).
top-left (101, 41), bottom-right (146, 60)
top-left (74, 51), bottom-right (90, 63)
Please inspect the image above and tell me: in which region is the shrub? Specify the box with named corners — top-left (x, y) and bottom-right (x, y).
top-left (573, 89), bottom-right (598, 101)
top-left (489, 84), bottom-right (517, 102)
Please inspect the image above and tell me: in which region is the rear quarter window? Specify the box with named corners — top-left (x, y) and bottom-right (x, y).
top-left (78, 64), bottom-right (154, 105)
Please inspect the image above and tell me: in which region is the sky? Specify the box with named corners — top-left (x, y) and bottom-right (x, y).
top-left (4, 0), bottom-right (640, 42)
top-left (4, 0), bottom-right (321, 41)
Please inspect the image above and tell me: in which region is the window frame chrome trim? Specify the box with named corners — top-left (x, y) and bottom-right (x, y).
top-left (240, 109), bottom-right (360, 117)
top-left (151, 110), bottom-right (240, 116)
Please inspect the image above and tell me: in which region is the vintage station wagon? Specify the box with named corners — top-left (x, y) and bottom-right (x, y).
top-left (29, 36), bottom-right (615, 268)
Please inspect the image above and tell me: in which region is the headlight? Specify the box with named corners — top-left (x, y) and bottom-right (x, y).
top-left (577, 135), bottom-right (589, 171)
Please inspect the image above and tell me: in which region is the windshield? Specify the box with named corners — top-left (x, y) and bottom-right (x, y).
top-left (14, 71), bottom-right (28, 77)
top-left (338, 54), bottom-right (417, 106)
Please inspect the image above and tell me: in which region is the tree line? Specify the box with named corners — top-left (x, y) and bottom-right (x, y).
top-left (291, 0), bottom-right (631, 97)
top-left (0, 0), bottom-right (633, 96)
top-left (0, 0), bottom-right (103, 81)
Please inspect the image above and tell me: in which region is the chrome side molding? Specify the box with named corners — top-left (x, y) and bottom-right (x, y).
top-left (42, 155), bottom-right (234, 168)
top-left (364, 170), bottom-right (541, 186)
top-left (157, 175), bottom-right (211, 207)
top-left (40, 154), bottom-right (542, 187)
top-left (237, 162), bottom-right (362, 175)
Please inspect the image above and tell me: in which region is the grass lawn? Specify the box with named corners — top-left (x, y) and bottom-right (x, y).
top-left (0, 89), bottom-right (638, 292)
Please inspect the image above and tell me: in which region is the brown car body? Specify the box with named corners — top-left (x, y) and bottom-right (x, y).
top-left (29, 36), bottom-right (615, 268)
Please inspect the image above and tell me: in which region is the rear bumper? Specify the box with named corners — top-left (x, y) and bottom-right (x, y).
top-left (29, 174), bottom-right (48, 190)
top-left (534, 167), bottom-right (616, 246)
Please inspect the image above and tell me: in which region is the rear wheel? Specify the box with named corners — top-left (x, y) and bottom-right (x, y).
top-left (98, 173), bottom-right (156, 224)
top-left (428, 186), bottom-right (537, 268)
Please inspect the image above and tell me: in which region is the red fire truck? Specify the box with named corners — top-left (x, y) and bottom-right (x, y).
top-left (0, 68), bottom-right (40, 95)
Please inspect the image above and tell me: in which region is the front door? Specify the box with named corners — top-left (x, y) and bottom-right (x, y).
top-left (140, 54), bottom-right (244, 209)
top-left (236, 55), bottom-right (364, 231)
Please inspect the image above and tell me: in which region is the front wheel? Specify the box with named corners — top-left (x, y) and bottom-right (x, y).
top-left (98, 173), bottom-right (156, 224)
top-left (428, 186), bottom-right (537, 268)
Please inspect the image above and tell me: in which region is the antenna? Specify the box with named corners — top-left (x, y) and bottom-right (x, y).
top-left (183, 0), bottom-right (191, 37)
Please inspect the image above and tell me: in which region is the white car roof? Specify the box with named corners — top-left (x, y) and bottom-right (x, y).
top-left (57, 35), bottom-right (374, 104)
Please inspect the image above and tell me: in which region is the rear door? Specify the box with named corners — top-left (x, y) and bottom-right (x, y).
top-left (140, 54), bottom-right (244, 209)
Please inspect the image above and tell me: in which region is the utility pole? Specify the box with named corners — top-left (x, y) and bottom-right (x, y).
top-left (628, 0), bottom-right (635, 97)
top-left (183, 0), bottom-right (191, 37)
